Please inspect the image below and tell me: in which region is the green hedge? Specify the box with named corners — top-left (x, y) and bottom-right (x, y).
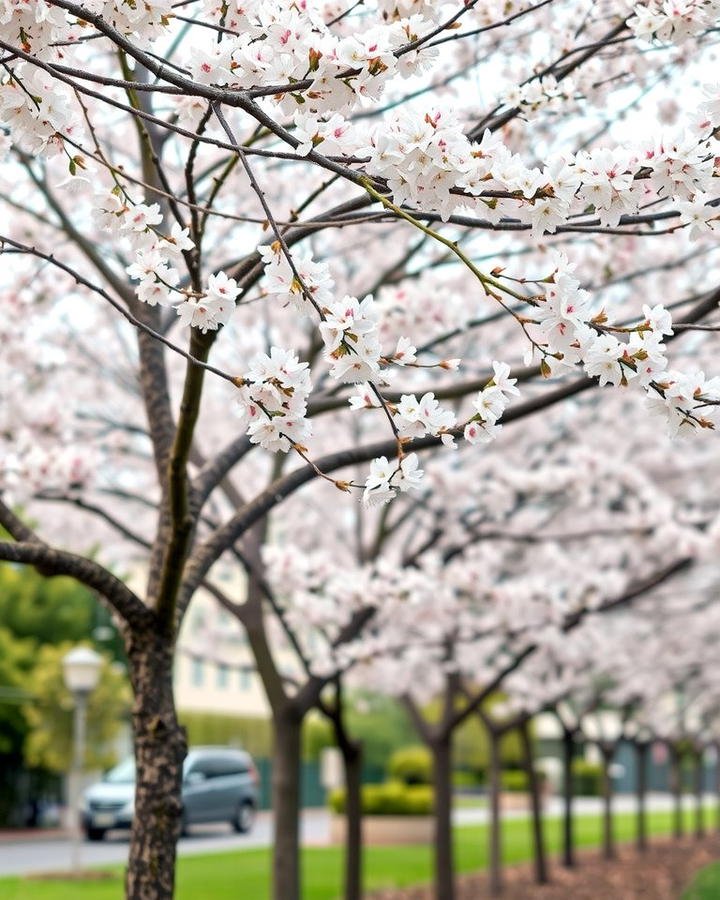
top-left (388, 746), bottom-right (432, 785)
top-left (329, 781), bottom-right (434, 816)
top-left (572, 759), bottom-right (603, 796)
top-left (179, 711), bottom-right (331, 761)
top-left (500, 769), bottom-right (547, 793)
top-left (453, 769), bottom-right (483, 788)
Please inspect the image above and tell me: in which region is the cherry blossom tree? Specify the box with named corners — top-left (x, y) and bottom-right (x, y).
top-left (3, 2), bottom-right (720, 899)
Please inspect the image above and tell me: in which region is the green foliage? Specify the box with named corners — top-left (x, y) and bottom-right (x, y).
top-left (452, 769), bottom-right (483, 788)
top-left (22, 642), bottom-right (130, 773)
top-left (0, 562), bottom-right (125, 663)
top-left (0, 627), bottom-right (35, 756)
top-left (682, 861), bottom-right (720, 899)
top-left (179, 710), bottom-right (330, 761)
top-left (180, 711), bottom-right (272, 757)
top-left (343, 692), bottom-right (416, 769)
top-left (387, 745), bottom-right (432, 785)
top-left (424, 694), bottom-right (525, 773)
top-left (572, 759), bottom-right (603, 796)
top-left (336, 690), bottom-right (527, 774)
top-left (499, 768), bottom-right (546, 792)
top-left (302, 716), bottom-right (334, 761)
top-left (329, 781), bottom-right (434, 816)
top-left (0, 565), bottom-right (94, 645)
top-left (500, 769), bottom-right (529, 792)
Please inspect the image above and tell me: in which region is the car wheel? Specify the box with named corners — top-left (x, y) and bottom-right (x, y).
top-left (179, 809), bottom-right (190, 837)
top-left (84, 827), bottom-right (106, 842)
top-left (233, 801), bottom-right (255, 834)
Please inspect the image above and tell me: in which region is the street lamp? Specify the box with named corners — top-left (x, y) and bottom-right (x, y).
top-left (62, 646), bottom-right (102, 876)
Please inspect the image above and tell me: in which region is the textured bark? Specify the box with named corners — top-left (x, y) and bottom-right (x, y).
top-left (431, 735), bottom-right (455, 900)
top-left (635, 742), bottom-right (648, 853)
top-left (341, 739), bottom-right (363, 900)
top-left (695, 752), bottom-right (705, 839)
top-left (600, 746), bottom-right (615, 861)
top-left (519, 722), bottom-right (548, 884)
top-left (125, 629), bottom-right (187, 900)
top-left (488, 730), bottom-right (503, 896)
top-left (561, 728), bottom-right (575, 868)
top-left (272, 706), bottom-right (303, 900)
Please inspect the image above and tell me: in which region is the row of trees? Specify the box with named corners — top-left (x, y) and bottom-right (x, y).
top-left (2, 1), bottom-right (720, 898)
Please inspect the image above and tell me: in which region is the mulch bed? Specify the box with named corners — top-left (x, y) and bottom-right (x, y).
top-left (368, 835), bottom-right (720, 899)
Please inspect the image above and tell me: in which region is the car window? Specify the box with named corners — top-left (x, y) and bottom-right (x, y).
top-left (215, 754), bottom-right (249, 777)
top-left (188, 754), bottom-right (248, 778)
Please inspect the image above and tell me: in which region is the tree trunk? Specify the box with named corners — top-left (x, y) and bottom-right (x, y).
top-left (715, 744), bottom-right (720, 833)
top-left (431, 735), bottom-right (455, 900)
top-left (488, 730), bottom-right (503, 896)
top-left (670, 746), bottom-right (684, 839)
top-left (635, 742), bottom-right (648, 853)
top-left (341, 738), bottom-right (363, 900)
top-left (272, 705), bottom-right (303, 900)
top-left (695, 751), bottom-right (705, 840)
top-left (519, 721), bottom-right (548, 884)
top-left (600, 746), bottom-right (615, 861)
top-left (561, 727), bottom-right (575, 868)
top-left (125, 630), bottom-right (187, 900)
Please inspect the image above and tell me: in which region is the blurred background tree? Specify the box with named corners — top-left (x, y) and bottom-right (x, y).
top-left (22, 641), bottom-right (131, 773)
top-left (0, 561), bottom-right (129, 824)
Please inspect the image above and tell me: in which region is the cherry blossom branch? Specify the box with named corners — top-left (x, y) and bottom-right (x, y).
top-left (0, 235), bottom-right (240, 385)
top-left (0, 533), bottom-right (150, 630)
top-left (443, 555), bottom-right (694, 733)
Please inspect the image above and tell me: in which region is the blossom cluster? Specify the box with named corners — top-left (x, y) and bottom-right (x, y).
top-left (0, 66), bottom-right (79, 156)
top-left (2, 440), bottom-right (96, 498)
top-left (358, 362), bottom-right (520, 506)
top-left (628, 0), bottom-right (720, 45)
top-left (191, 0), bottom-right (437, 115)
top-left (319, 295), bottom-right (383, 382)
top-left (259, 242), bottom-right (335, 314)
top-left (363, 104), bottom-right (719, 234)
top-left (463, 362), bottom-right (521, 444)
top-left (532, 253), bottom-right (720, 435)
top-left (236, 347), bottom-right (313, 452)
top-left (0, 0), bottom-right (173, 58)
top-left (94, 192), bottom-right (240, 332)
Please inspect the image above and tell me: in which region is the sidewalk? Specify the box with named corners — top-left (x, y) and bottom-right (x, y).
top-left (0, 827), bottom-right (69, 844)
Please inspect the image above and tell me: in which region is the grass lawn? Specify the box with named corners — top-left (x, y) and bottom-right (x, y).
top-left (0, 806), bottom-right (713, 900)
top-left (682, 861), bottom-right (720, 899)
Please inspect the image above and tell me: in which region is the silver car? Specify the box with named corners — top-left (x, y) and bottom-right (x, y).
top-left (81, 746), bottom-right (259, 840)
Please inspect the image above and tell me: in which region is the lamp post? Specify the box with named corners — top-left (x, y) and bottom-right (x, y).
top-left (62, 646), bottom-right (102, 876)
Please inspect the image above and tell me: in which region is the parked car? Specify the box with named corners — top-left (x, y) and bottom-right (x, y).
top-left (81, 746), bottom-right (259, 841)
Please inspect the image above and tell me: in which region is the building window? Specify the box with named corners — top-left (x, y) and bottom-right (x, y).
top-left (239, 668), bottom-right (251, 691)
top-left (191, 658), bottom-right (204, 687)
top-left (217, 662), bottom-right (229, 689)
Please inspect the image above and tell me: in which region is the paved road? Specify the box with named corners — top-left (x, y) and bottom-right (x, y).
top-left (0, 812), bottom-right (328, 877)
top-left (0, 793), bottom-right (710, 877)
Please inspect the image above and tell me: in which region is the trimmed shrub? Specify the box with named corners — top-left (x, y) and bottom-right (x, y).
top-left (453, 769), bottom-right (483, 788)
top-left (572, 759), bottom-right (603, 796)
top-left (500, 769), bottom-right (547, 792)
top-left (388, 745), bottom-right (432, 785)
top-left (329, 781), bottom-right (434, 816)
top-left (501, 770), bottom-right (529, 792)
